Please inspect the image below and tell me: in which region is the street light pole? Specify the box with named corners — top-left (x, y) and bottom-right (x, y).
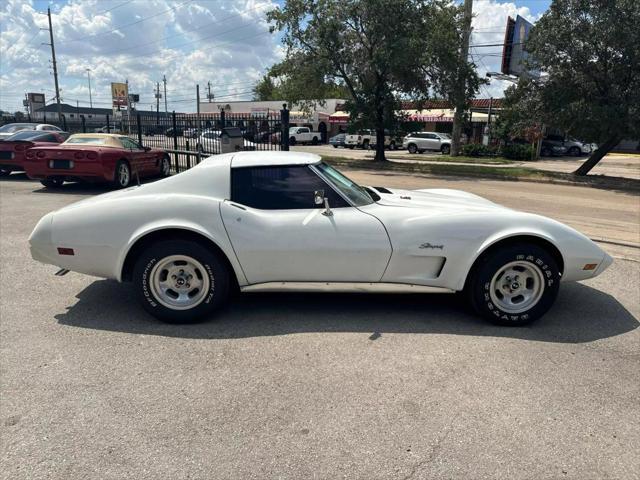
top-left (86, 68), bottom-right (93, 109)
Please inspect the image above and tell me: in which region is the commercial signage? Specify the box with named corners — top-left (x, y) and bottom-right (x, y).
top-left (111, 82), bottom-right (128, 107)
top-left (501, 15), bottom-right (537, 78)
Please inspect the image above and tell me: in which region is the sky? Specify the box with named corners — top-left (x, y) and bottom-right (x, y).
top-left (0, 0), bottom-right (552, 114)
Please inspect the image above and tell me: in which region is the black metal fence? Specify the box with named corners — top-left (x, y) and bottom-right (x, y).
top-left (1, 108), bottom-right (290, 173)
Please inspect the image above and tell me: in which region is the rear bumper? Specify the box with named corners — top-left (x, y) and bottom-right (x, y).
top-left (24, 159), bottom-right (112, 182)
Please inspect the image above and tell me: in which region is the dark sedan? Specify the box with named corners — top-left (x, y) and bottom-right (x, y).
top-left (329, 133), bottom-right (346, 148)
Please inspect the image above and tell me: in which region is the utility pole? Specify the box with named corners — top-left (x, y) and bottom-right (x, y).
top-left (126, 78), bottom-right (131, 134)
top-left (86, 68), bottom-right (93, 109)
top-left (155, 82), bottom-right (161, 115)
top-left (207, 81), bottom-right (214, 102)
top-left (45, 7), bottom-right (62, 123)
top-left (196, 84), bottom-right (202, 133)
top-left (163, 75), bottom-right (168, 115)
top-left (450, 0), bottom-right (473, 156)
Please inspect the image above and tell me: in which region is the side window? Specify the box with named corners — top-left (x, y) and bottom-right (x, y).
top-left (121, 138), bottom-right (143, 150)
top-left (39, 134), bottom-right (59, 143)
top-left (231, 166), bottom-right (349, 210)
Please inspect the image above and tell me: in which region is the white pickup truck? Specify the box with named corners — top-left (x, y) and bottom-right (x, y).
top-left (345, 129), bottom-right (399, 150)
top-left (288, 127), bottom-right (321, 145)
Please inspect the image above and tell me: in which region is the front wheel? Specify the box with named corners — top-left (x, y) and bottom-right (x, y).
top-left (466, 243), bottom-right (560, 326)
top-left (133, 240), bottom-right (231, 323)
top-left (160, 155), bottom-right (171, 177)
top-left (289, 137), bottom-right (297, 146)
top-left (441, 144), bottom-right (451, 155)
top-left (568, 146), bottom-right (581, 156)
top-left (541, 147), bottom-right (552, 157)
top-left (408, 144), bottom-right (418, 154)
top-left (333, 144), bottom-right (338, 148)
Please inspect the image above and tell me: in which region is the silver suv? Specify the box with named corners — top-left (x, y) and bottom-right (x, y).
top-left (403, 132), bottom-right (452, 154)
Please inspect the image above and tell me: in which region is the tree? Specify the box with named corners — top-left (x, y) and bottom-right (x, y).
top-left (267, 0), bottom-right (478, 161)
top-left (253, 75), bottom-right (279, 101)
top-left (523, 0), bottom-right (640, 175)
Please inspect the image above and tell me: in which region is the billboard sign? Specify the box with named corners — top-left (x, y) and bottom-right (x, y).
top-left (501, 15), bottom-right (537, 77)
top-left (111, 82), bottom-right (128, 107)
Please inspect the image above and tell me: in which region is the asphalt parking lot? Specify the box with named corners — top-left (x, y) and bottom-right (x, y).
top-left (1, 174), bottom-right (639, 480)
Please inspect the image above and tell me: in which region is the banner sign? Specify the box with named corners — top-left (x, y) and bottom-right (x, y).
top-left (111, 82), bottom-right (128, 107)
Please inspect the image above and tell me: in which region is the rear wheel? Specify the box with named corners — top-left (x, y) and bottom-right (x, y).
top-left (133, 240), bottom-right (231, 323)
top-left (0, 168), bottom-right (11, 177)
top-left (408, 143), bottom-right (418, 154)
top-left (362, 139), bottom-right (370, 150)
top-left (113, 160), bottom-right (131, 189)
top-left (568, 146), bottom-right (581, 156)
top-left (541, 146), bottom-right (552, 157)
top-left (389, 141), bottom-right (397, 150)
top-left (466, 243), bottom-right (560, 326)
top-left (311, 136), bottom-right (318, 145)
top-left (40, 178), bottom-right (64, 188)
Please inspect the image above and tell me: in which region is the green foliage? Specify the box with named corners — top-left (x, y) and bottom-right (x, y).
top-left (524, 0), bottom-right (640, 144)
top-left (266, 0), bottom-right (481, 160)
top-left (460, 143), bottom-right (498, 157)
top-left (501, 144), bottom-right (534, 161)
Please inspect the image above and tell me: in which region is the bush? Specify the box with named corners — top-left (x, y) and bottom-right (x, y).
top-left (460, 143), bottom-right (499, 157)
top-left (501, 143), bottom-right (534, 160)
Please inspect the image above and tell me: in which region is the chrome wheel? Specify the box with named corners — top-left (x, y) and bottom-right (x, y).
top-left (149, 255), bottom-right (211, 310)
top-left (118, 163), bottom-right (130, 186)
top-left (161, 156), bottom-right (171, 176)
top-left (489, 261), bottom-right (544, 314)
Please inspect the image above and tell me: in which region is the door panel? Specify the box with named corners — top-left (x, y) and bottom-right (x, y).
top-left (220, 202), bottom-right (392, 284)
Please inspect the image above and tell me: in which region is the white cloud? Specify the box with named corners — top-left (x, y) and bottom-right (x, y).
top-left (0, 0), bottom-right (280, 113)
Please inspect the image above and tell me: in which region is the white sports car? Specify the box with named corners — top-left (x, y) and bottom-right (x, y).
top-left (29, 152), bottom-right (612, 326)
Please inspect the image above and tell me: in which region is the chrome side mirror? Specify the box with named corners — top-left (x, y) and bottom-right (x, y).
top-left (314, 190), bottom-right (324, 205)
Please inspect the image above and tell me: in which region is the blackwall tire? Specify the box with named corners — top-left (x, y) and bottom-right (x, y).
top-left (289, 137), bottom-right (297, 146)
top-left (113, 160), bottom-right (131, 189)
top-left (441, 144), bottom-right (451, 155)
top-left (0, 169), bottom-right (11, 177)
top-left (466, 243), bottom-right (560, 326)
top-left (569, 147), bottom-right (581, 156)
top-left (40, 178), bottom-right (64, 188)
top-left (408, 144), bottom-right (418, 154)
top-left (133, 240), bottom-right (230, 323)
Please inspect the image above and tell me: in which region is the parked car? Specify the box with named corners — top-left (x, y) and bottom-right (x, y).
top-left (164, 127), bottom-right (184, 137)
top-left (329, 133), bottom-right (347, 148)
top-left (544, 134), bottom-right (592, 156)
top-left (196, 130), bottom-right (256, 154)
top-left (24, 133), bottom-right (171, 189)
top-left (0, 123), bottom-right (63, 139)
top-left (183, 128), bottom-right (200, 138)
top-left (0, 130), bottom-right (68, 176)
top-left (94, 125), bottom-right (118, 134)
top-left (403, 132), bottom-right (452, 154)
top-left (540, 140), bottom-right (568, 157)
top-left (345, 130), bottom-right (399, 150)
top-left (288, 126), bottom-right (321, 145)
top-left (29, 151), bottom-right (612, 326)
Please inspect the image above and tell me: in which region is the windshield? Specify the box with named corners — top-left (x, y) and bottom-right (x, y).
top-left (438, 133), bottom-right (451, 139)
top-left (314, 162), bottom-right (377, 206)
top-left (0, 123), bottom-right (34, 133)
top-left (5, 131), bottom-right (49, 141)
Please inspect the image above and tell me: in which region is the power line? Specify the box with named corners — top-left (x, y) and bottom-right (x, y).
top-left (58, 0), bottom-right (193, 44)
top-left (95, 0), bottom-right (135, 15)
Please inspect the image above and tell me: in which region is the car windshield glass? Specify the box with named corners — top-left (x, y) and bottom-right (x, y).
top-left (65, 137), bottom-right (109, 145)
top-left (5, 131), bottom-right (48, 141)
top-left (438, 133), bottom-right (451, 139)
top-left (0, 124), bottom-right (34, 133)
top-left (314, 162), bottom-right (377, 206)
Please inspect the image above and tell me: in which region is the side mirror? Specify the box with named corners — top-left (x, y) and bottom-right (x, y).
top-left (314, 190), bottom-right (324, 206)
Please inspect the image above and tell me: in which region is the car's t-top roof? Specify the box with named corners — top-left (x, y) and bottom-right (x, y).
top-left (64, 133), bottom-right (125, 148)
top-left (229, 151), bottom-right (321, 168)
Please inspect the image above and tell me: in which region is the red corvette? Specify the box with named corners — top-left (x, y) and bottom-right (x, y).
top-left (25, 133), bottom-right (171, 189)
top-left (0, 130), bottom-right (68, 176)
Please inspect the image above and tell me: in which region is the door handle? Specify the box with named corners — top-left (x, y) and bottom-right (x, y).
top-left (230, 203), bottom-right (246, 211)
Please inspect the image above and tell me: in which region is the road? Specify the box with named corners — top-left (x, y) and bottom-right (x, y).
top-left (1, 174), bottom-right (639, 480)
top-left (295, 144), bottom-right (640, 180)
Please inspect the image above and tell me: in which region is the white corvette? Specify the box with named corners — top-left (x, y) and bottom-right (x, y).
top-left (30, 152), bottom-right (612, 325)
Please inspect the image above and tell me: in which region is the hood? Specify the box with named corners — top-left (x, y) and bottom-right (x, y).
top-left (369, 187), bottom-right (507, 215)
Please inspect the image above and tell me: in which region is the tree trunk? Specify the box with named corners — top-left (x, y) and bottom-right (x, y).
top-left (374, 127), bottom-right (386, 162)
top-left (573, 135), bottom-right (620, 176)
